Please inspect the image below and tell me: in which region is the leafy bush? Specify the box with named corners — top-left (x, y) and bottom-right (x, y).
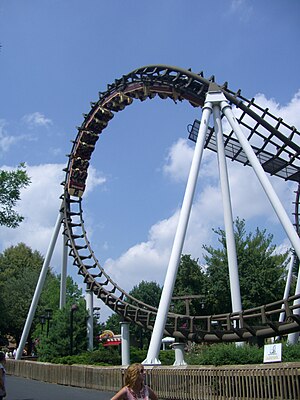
top-left (186, 342), bottom-right (300, 366)
top-left (282, 342), bottom-right (300, 362)
top-left (39, 342), bottom-right (300, 366)
top-left (88, 346), bottom-right (121, 365)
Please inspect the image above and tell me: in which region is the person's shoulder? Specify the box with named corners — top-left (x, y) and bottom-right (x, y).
top-left (110, 385), bottom-right (128, 400)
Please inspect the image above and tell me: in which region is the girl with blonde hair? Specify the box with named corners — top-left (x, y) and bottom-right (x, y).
top-left (111, 363), bottom-right (158, 400)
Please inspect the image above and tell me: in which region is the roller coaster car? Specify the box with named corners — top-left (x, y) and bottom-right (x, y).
top-left (149, 84), bottom-right (184, 103)
top-left (105, 92), bottom-right (133, 111)
top-left (94, 106), bottom-right (114, 122)
top-left (68, 182), bottom-right (85, 198)
top-left (87, 117), bottom-right (108, 133)
top-left (84, 106), bottom-right (114, 134)
top-left (68, 168), bottom-right (88, 198)
top-left (72, 157), bottom-right (89, 170)
top-left (73, 142), bottom-right (95, 160)
top-left (79, 130), bottom-right (99, 146)
top-left (70, 168), bottom-right (88, 182)
top-left (128, 85), bottom-right (156, 101)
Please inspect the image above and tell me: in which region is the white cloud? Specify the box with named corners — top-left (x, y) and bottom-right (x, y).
top-left (0, 119), bottom-right (40, 154)
top-left (85, 168), bottom-right (106, 194)
top-left (0, 120), bottom-right (19, 153)
top-left (163, 138), bottom-right (193, 182)
top-left (22, 112), bottom-right (52, 128)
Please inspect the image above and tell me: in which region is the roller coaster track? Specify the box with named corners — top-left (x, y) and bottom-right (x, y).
top-left (61, 65), bottom-right (300, 343)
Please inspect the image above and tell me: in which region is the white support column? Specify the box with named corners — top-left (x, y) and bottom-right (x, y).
top-left (221, 101), bottom-right (300, 261)
top-left (172, 343), bottom-right (187, 366)
top-left (120, 322), bottom-right (130, 366)
top-left (86, 287), bottom-right (94, 351)
top-left (279, 252), bottom-right (295, 323)
top-left (213, 103), bottom-right (242, 318)
top-left (59, 238), bottom-right (68, 309)
top-left (143, 101), bottom-right (212, 365)
top-left (16, 210), bottom-right (63, 360)
top-left (288, 257), bottom-right (300, 344)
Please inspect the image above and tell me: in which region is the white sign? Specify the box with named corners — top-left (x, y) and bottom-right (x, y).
top-left (263, 343), bottom-right (282, 363)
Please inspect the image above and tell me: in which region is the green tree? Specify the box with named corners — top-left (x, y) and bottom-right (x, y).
top-left (129, 280), bottom-right (162, 309)
top-left (0, 243), bottom-right (46, 345)
top-left (127, 281), bottom-right (162, 349)
top-left (0, 164), bottom-right (30, 228)
top-left (173, 254), bottom-right (207, 315)
top-left (35, 300), bottom-right (88, 360)
top-left (34, 277), bottom-right (88, 359)
top-left (105, 313), bottom-right (121, 334)
top-left (0, 242), bottom-right (88, 357)
top-left (203, 218), bottom-right (288, 315)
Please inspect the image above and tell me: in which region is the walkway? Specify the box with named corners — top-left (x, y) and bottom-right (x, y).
top-left (6, 375), bottom-right (113, 400)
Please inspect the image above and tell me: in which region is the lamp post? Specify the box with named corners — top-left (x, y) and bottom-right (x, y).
top-left (44, 308), bottom-right (53, 337)
top-left (39, 315), bottom-right (46, 333)
top-left (70, 304), bottom-right (78, 355)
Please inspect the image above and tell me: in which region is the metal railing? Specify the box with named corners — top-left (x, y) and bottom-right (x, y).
top-left (6, 359), bottom-right (300, 400)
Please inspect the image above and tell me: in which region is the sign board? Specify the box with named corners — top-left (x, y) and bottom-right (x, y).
top-left (263, 343), bottom-right (282, 363)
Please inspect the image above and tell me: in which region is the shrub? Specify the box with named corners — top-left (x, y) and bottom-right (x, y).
top-left (186, 342), bottom-right (300, 366)
top-left (88, 346), bottom-right (121, 365)
top-left (39, 341), bottom-right (300, 366)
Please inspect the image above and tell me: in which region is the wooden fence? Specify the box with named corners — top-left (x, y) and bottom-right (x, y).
top-left (6, 360), bottom-right (300, 400)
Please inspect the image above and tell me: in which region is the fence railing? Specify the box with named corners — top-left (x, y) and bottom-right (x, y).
top-left (6, 360), bottom-right (300, 400)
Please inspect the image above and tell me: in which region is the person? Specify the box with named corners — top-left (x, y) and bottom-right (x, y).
top-left (0, 351), bottom-right (6, 399)
top-left (111, 363), bottom-right (158, 400)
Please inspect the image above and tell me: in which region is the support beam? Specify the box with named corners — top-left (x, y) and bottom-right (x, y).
top-left (15, 210), bottom-right (63, 360)
top-left (213, 102), bottom-right (242, 317)
top-left (144, 100), bottom-right (212, 364)
top-left (172, 343), bottom-right (187, 366)
top-left (120, 322), bottom-right (130, 366)
top-left (86, 288), bottom-right (94, 351)
top-left (59, 238), bottom-right (68, 309)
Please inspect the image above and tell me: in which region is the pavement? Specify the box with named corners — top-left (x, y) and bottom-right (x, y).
top-left (6, 375), bottom-right (113, 400)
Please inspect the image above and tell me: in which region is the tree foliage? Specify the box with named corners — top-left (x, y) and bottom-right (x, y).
top-left (0, 243), bottom-right (46, 344)
top-left (128, 280), bottom-right (162, 348)
top-left (105, 281), bottom-right (162, 349)
top-left (0, 242), bottom-right (88, 358)
top-left (0, 164), bottom-right (30, 228)
top-left (173, 254), bottom-right (207, 315)
top-left (203, 218), bottom-right (288, 314)
top-left (35, 299), bottom-right (88, 360)
top-left (128, 280), bottom-right (162, 308)
top-left (33, 275), bottom-right (89, 359)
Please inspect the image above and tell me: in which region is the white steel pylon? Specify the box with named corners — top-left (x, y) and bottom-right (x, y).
top-left (144, 84), bottom-right (300, 364)
top-left (15, 208), bottom-right (64, 360)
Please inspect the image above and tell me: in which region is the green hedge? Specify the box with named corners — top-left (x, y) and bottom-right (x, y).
top-left (186, 342), bottom-right (300, 366)
top-left (40, 342), bottom-right (300, 366)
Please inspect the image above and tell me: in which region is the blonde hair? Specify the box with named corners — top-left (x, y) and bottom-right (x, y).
top-left (125, 363), bottom-right (143, 388)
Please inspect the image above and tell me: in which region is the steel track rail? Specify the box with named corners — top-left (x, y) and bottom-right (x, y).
top-left (62, 65), bottom-right (300, 342)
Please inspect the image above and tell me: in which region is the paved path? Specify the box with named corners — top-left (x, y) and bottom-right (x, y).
top-left (6, 375), bottom-right (113, 400)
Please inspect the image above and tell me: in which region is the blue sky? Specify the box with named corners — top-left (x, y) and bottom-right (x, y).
top-left (1, 0), bottom-right (300, 321)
